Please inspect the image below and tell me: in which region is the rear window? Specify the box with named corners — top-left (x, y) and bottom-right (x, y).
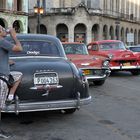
top-left (10, 41), bottom-right (60, 56)
top-left (63, 44), bottom-right (88, 55)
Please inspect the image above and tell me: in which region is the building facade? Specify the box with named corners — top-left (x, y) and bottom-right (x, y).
top-left (0, 0), bottom-right (28, 33)
top-left (29, 0), bottom-right (140, 45)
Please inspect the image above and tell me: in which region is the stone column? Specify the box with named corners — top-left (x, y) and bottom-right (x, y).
top-left (22, 0), bottom-right (28, 12)
top-left (86, 25), bottom-right (92, 44)
top-left (98, 24), bottom-right (103, 40)
top-left (68, 25), bottom-right (74, 42)
top-left (6, 0), bottom-right (13, 10)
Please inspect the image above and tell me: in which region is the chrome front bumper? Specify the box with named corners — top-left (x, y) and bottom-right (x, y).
top-left (110, 65), bottom-right (140, 70)
top-left (2, 96), bottom-right (91, 114)
top-left (86, 69), bottom-right (111, 81)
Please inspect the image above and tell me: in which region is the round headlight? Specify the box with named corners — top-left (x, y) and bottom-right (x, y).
top-left (108, 54), bottom-right (113, 59)
top-left (103, 60), bottom-right (109, 67)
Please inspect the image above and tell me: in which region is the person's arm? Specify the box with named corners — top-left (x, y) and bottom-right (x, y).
top-left (9, 28), bottom-right (23, 52)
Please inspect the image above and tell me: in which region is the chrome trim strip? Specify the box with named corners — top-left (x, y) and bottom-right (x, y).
top-left (2, 96), bottom-right (91, 113)
top-left (10, 56), bottom-right (66, 59)
top-left (86, 74), bottom-right (107, 80)
top-left (110, 66), bottom-right (140, 70)
top-left (81, 67), bottom-right (102, 70)
top-left (85, 70), bottom-right (110, 80)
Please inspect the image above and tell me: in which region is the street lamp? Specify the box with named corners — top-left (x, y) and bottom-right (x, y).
top-left (34, 0), bottom-right (44, 33)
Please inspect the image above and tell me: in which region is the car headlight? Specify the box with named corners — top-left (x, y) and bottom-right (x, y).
top-left (108, 54), bottom-right (113, 59)
top-left (103, 60), bottom-right (109, 67)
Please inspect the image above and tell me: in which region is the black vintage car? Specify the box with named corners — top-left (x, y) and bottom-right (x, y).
top-left (3, 34), bottom-right (91, 114)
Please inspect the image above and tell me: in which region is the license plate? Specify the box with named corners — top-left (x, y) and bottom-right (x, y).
top-left (123, 62), bottom-right (130, 66)
top-left (34, 72), bottom-right (59, 85)
top-left (83, 70), bottom-right (90, 75)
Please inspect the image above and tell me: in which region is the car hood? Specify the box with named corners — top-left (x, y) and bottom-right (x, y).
top-left (66, 54), bottom-right (103, 68)
top-left (132, 52), bottom-right (140, 58)
top-left (100, 50), bottom-right (137, 60)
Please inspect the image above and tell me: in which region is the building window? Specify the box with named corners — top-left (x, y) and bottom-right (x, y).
top-left (116, 0), bottom-right (119, 13)
top-left (81, 0), bottom-right (85, 4)
top-left (59, 0), bottom-right (65, 8)
top-left (103, 0), bottom-right (107, 10)
top-left (0, 0), bottom-right (6, 9)
top-left (126, 0), bottom-right (129, 15)
top-left (87, 0), bottom-right (91, 8)
top-left (17, 0), bottom-right (22, 11)
top-left (121, 0), bottom-right (124, 13)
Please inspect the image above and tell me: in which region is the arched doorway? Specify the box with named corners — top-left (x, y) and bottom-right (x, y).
top-left (56, 24), bottom-right (68, 42)
top-left (130, 28), bottom-right (134, 45)
top-left (13, 20), bottom-right (23, 33)
top-left (92, 24), bottom-right (99, 41)
top-left (74, 23), bottom-right (87, 44)
top-left (0, 18), bottom-right (7, 28)
top-left (115, 25), bottom-right (120, 40)
top-left (125, 28), bottom-right (129, 45)
top-left (121, 27), bottom-right (124, 42)
top-left (28, 27), bottom-right (30, 33)
top-left (40, 24), bottom-right (47, 34)
top-left (103, 25), bottom-right (108, 40)
top-left (138, 30), bottom-right (140, 44)
top-left (134, 29), bottom-right (137, 45)
top-left (109, 26), bottom-right (114, 40)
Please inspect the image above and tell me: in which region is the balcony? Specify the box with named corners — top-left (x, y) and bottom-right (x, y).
top-left (0, 8), bottom-right (28, 16)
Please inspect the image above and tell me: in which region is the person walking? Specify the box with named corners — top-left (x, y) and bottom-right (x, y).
top-left (0, 25), bottom-right (23, 138)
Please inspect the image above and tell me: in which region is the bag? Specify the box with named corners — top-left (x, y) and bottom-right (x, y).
top-left (0, 74), bottom-right (14, 88)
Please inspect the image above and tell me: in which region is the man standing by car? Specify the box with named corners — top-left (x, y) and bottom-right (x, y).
top-left (0, 25), bottom-right (23, 138)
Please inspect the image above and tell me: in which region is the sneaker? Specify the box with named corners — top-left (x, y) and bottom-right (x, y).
top-left (7, 94), bottom-right (14, 101)
top-left (0, 129), bottom-right (12, 139)
top-left (6, 94), bottom-right (15, 105)
top-left (6, 99), bottom-right (14, 105)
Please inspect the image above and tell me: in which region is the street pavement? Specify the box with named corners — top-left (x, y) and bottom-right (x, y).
top-left (1, 71), bottom-right (140, 140)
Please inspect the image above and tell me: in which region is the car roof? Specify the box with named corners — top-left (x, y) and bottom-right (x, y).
top-left (128, 45), bottom-right (140, 48)
top-left (62, 42), bottom-right (84, 45)
top-left (6, 34), bottom-right (60, 42)
top-left (88, 40), bottom-right (122, 45)
top-left (6, 34), bottom-right (66, 58)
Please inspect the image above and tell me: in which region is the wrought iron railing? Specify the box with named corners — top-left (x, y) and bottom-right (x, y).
top-left (0, 8), bottom-right (28, 16)
top-left (28, 7), bottom-right (140, 23)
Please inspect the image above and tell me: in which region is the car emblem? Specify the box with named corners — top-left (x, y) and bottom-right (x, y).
top-left (36, 69), bottom-right (53, 73)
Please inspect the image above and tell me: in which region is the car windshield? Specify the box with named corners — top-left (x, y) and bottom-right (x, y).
top-left (99, 42), bottom-right (126, 51)
top-left (129, 47), bottom-right (140, 52)
top-left (10, 40), bottom-right (60, 56)
top-left (63, 43), bottom-right (88, 55)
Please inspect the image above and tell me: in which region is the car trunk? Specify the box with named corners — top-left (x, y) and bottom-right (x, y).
top-left (10, 57), bottom-right (76, 103)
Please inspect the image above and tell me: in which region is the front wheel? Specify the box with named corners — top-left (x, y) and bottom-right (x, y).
top-left (93, 80), bottom-right (105, 86)
top-left (131, 70), bottom-right (140, 75)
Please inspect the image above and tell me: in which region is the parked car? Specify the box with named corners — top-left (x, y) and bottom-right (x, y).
top-left (87, 40), bottom-right (140, 75)
top-left (127, 45), bottom-right (140, 60)
top-left (62, 42), bottom-right (110, 86)
top-left (3, 34), bottom-right (91, 114)
top-left (128, 45), bottom-right (140, 53)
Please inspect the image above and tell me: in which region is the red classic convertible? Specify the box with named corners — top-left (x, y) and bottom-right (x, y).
top-left (62, 42), bottom-right (110, 86)
top-left (87, 40), bottom-right (140, 75)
